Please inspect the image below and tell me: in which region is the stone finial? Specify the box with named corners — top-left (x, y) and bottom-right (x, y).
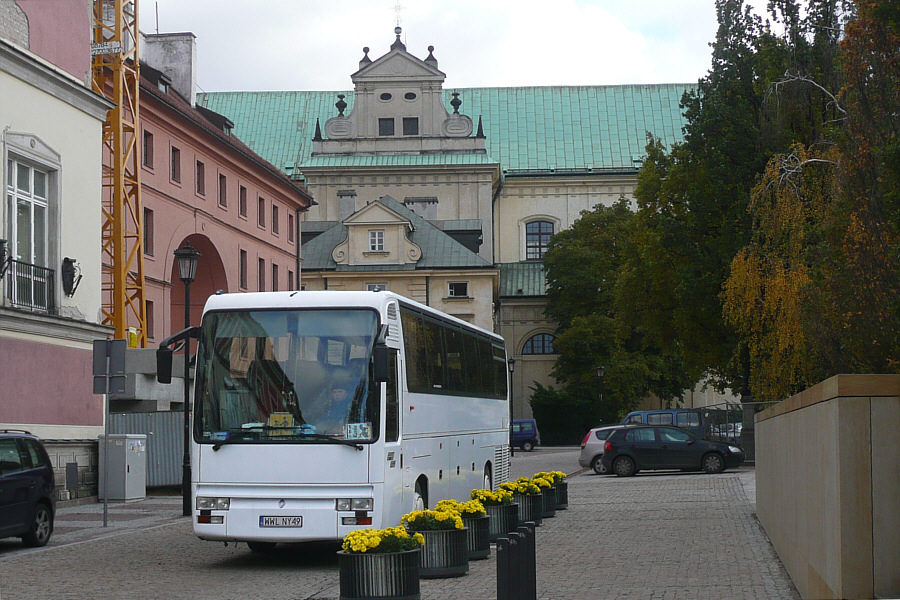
top-left (336, 94), bottom-right (347, 116)
top-left (391, 26), bottom-right (406, 51)
top-left (313, 118), bottom-right (323, 141)
top-left (450, 92), bottom-right (462, 115)
top-left (425, 45), bottom-right (438, 68)
top-left (359, 46), bottom-right (372, 69)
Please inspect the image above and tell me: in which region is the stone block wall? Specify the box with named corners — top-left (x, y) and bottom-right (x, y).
top-left (755, 374), bottom-right (900, 599)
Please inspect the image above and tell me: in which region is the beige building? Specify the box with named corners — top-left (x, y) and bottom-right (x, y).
top-left (200, 28), bottom-right (692, 418)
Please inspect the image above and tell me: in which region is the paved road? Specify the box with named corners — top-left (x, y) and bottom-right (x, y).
top-left (0, 447), bottom-right (797, 599)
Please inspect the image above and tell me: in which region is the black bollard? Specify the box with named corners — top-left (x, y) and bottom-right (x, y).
top-left (518, 523), bottom-right (537, 600)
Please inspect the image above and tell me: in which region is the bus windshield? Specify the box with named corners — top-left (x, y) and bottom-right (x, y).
top-left (193, 308), bottom-right (380, 446)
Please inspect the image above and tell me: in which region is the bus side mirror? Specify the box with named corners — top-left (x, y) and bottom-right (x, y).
top-left (157, 347), bottom-right (173, 384)
top-left (373, 345), bottom-right (391, 383)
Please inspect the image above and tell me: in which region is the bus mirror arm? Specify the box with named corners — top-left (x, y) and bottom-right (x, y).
top-left (156, 326), bottom-right (200, 384)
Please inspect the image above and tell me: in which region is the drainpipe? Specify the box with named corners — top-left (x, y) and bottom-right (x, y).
top-left (425, 276), bottom-right (430, 306)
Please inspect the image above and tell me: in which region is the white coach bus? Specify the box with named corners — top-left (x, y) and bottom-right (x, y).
top-left (159, 290), bottom-right (511, 550)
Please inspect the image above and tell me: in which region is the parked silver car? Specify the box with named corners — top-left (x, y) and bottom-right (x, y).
top-left (578, 425), bottom-right (628, 474)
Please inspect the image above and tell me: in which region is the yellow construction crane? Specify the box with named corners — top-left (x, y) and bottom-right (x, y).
top-left (91, 0), bottom-right (147, 347)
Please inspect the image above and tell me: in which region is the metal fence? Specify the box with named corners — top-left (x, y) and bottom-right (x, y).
top-left (701, 401), bottom-right (779, 464)
top-left (108, 411), bottom-right (183, 487)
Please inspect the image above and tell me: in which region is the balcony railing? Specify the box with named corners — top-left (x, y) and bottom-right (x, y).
top-left (4, 258), bottom-right (56, 314)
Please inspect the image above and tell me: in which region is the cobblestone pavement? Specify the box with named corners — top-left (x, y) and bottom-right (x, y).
top-left (0, 448), bottom-right (798, 600)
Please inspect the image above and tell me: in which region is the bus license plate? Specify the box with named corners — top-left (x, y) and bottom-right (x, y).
top-left (259, 516), bottom-right (303, 528)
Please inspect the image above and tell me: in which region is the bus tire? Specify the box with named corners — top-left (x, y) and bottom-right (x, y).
top-left (413, 478), bottom-right (428, 511)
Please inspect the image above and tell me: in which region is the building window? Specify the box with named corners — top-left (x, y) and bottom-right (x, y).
top-left (142, 131), bottom-right (154, 168)
top-left (526, 220), bottom-right (554, 260)
top-left (195, 160), bottom-right (205, 195)
top-left (218, 173), bottom-right (227, 207)
top-left (448, 281), bottom-right (469, 298)
top-left (239, 249), bottom-right (248, 289)
top-left (272, 263), bottom-right (279, 292)
top-left (300, 283), bottom-right (307, 291)
top-left (523, 333), bottom-right (555, 355)
top-left (143, 207), bottom-right (154, 256)
top-left (288, 270), bottom-right (294, 290)
top-left (402, 117), bottom-right (419, 135)
top-left (369, 229), bottom-right (385, 251)
top-left (170, 146), bottom-right (181, 182)
top-left (272, 204), bottom-right (279, 234)
top-left (6, 157), bottom-right (52, 311)
top-left (288, 213), bottom-right (295, 243)
top-left (258, 258), bottom-right (265, 291)
top-left (146, 300), bottom-right (155, 340)
top-left (378, 118), bottom-right (395, 136)
top-left (367, 283), bottom-right (387, 292)
top-left (239, 185), bottom-right (247, 217)
top-left (258, 196), bottom-right (265, 227)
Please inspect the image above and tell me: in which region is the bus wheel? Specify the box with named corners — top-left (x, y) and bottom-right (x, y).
top-left (413, 478), bottom-right (427, 511)
top-left (483, 465), bottom-right (492, 490)
top-left (247, 541), bottom-right (276, 553)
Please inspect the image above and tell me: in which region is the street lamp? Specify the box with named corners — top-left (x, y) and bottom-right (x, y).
top-left (174, 242), bottom-right (201, 517)
top-left (597, 365), bottom-right (605, 404)
top-left (507, 358), bottom-right (516, 457)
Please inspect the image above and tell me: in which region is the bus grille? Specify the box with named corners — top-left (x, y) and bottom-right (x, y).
top-left (493, 445), bottom-right (510, 489)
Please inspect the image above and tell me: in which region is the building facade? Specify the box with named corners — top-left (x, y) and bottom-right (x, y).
top-left (200, 29), bottom-right (694, 419)
top-left (1, 26), bottom-right (113, 497)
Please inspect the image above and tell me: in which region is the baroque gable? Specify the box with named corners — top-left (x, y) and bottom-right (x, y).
top-left (332, 199), bottom-right (422, 267)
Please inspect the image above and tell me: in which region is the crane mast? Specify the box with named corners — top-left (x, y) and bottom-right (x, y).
top-left (91, 0), bottom-right (147, 347)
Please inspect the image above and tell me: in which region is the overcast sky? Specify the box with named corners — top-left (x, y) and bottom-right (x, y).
top-left (140, 0), bottom-right (734, 93)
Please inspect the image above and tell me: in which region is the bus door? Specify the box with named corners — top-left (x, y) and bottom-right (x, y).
top-left (381, 350), bottom-right (405, 524)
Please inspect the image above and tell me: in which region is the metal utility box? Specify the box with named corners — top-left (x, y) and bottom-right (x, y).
top-left (98, 434), bottom-right (147, 502)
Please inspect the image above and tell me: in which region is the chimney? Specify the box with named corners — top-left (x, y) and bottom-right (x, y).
top-left (141, 32), bottom-right (198, 106)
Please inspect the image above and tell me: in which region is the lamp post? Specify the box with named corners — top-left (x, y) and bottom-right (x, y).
top-left (507, 358), bottom-right (516, 456)
top-left (597, 365), bottom-right (605, 405)
top-left (174, 242), bottom-right (201, 517)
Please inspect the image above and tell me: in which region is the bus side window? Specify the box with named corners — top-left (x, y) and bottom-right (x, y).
top-left (386, 352), bottom-right (399, 443)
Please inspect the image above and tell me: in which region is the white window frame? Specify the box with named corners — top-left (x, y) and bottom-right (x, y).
top-left (448, 281), bottom-right (469, 298)
top-left (369, 229), bottom-right (385, 252)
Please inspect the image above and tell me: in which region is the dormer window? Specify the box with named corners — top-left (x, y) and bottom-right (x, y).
top-left (403, 117), bottom-right (419, 136)
top-left (369, 229), bottom-right (385, 251)
top-left (379, 118), bottom-right (395, 136)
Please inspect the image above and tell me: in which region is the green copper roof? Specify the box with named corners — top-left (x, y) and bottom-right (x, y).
top-left (198, 84), bottom-right (692, 176)
top-left (301, 152), bottom-right (496, 168)
top-left (499, 262), bottom-right (547, 297)
top-left (301, 195), bottom-right (492, 271)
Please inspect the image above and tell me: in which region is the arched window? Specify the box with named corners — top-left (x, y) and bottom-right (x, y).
top-left (525, 220), bottom-right (554, 259)
top-left (522, 333), bottom-right (555, 355)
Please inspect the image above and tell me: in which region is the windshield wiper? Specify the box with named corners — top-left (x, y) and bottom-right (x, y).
top-left (295, 432), bottom-right (365, 451)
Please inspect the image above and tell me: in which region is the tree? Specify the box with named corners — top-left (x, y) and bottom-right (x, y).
top-left (543, 200), bottom-right (690, 420)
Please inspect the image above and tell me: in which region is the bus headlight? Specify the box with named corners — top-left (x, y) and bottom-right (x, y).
top-left (196, 496), bottom-right (230, 510)
top-left (336, 498), bottom-right (373, 511)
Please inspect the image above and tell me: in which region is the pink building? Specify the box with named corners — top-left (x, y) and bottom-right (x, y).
top-left (138, 47), bottom-right (312, 347)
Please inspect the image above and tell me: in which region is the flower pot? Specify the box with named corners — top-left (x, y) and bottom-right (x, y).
top-left (556, 480), bottom-right (568, 510)
top-left (485, 502), bottom-right (519, 541)
top-left (417, 528), bottom-right (469, 578)
top-left (337, 548), bottom-right (420, 600)
top-left (513, 492), bottom-right (543, 526)
top-left (541, 486), bottom-right (557, 518)
top-left (462, 514), bottom-right (491, 560)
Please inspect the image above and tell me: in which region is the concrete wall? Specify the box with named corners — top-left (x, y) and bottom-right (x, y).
top-left (755, 374), bottom-right (900, 600)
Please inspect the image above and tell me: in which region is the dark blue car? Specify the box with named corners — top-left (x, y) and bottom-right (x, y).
top-left (510, 419), bottom-right (540, 452)
top-left (0, 430), bottom-right (56, 547)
